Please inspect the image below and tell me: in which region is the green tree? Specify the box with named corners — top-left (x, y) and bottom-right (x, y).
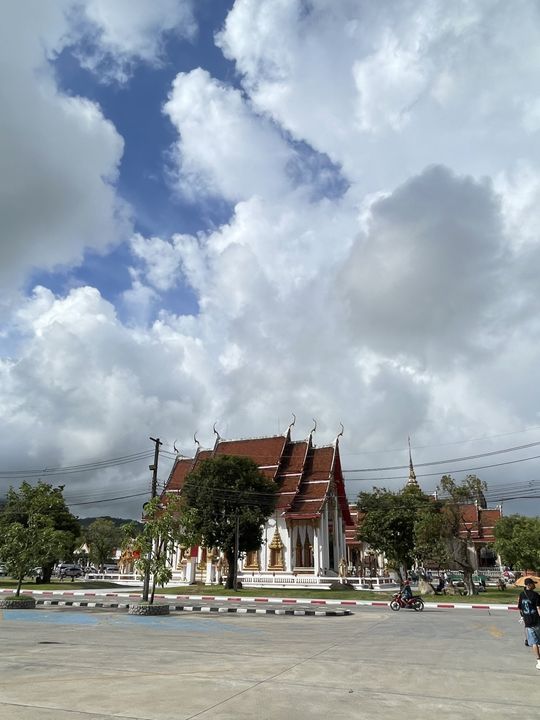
top-left (133, 495), bottom-right (185, 604)
top-left (356, 486), bottom-right (432, 580)
top-left (494, 515), bottom-right (540, 571)
top-left (0, 482), bottom-right (80, 594)
top-left (182, 455), bottom-right (278, 589)
top-left (83, 518), bottom-right (122, 570)
top-left (415, 474), bottom-right (487, 595)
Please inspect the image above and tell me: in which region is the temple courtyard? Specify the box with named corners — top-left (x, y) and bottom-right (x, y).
top-left (0, 604), bottom-right (539, 719)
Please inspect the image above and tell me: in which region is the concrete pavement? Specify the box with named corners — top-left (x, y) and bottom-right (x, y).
top-left (0, 603), bottom-right (539, 719)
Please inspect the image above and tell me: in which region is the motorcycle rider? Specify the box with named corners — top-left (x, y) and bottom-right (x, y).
top-left (401, 579), bottom-right (413, 603)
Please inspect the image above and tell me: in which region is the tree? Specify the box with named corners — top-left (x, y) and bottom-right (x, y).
top-left (494, 515), bottom-right (540, 571)
top-left (0, 482), bottom-right (80, 594)
top-left (83, 518), bottom-right (122, 570)
top-left (415, 474), bottom-right (487, 595)
top-left (132, 495), bottom-right (185, 604)
top-left (181, 455), bottom-right (278, 589)
top-left (356, 486), bottom-right (433, 580)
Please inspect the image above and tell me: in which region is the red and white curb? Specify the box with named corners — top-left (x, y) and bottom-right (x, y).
top-left (0, 588), bottom-right (518, 611)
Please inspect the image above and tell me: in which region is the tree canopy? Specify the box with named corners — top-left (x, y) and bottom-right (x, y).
top-left (415, 474), bottom-right (487, 594)
top-left (494, 515), bottom-right (540, 571)
top-left (0, 481), bottom-right (80, 593)
top-left (132, 494), bottom-right (186, 603)
top-left (357, 485), bottom-right (434, 578)
top-left (357, 474), bottom-right (491, 594)
top-left (181, 455), bottom-right (278, 588)
top-left (83, 518), bottom-right (122, 570)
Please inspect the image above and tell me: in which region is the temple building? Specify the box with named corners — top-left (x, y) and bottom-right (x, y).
top-left (345, 442), bottom-right (503, 573)
top-left (163, 424), bottom-right (353, 585)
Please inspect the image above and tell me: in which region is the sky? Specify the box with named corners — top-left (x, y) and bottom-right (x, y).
top-left (2, 0), bottom-right (540, 521)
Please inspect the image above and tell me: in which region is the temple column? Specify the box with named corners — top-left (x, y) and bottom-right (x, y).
top-left (261, 526), bottom-right (268, 571)
top-left (205, 549), bottom-right (215, 585)
top-left (320, 506), bottom-right (329, 573)
top-left (313, 524), bottom-right (321, 575)
top-left (333, 495), bottom-right (340, 572)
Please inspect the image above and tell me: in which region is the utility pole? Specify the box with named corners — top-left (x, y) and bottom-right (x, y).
top-left (142, 436), bottom-right (163, 602)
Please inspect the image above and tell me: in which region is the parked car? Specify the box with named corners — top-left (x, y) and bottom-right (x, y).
top-left (0, 564), bottom-right (8, 577)
top-left (104, 565), bottom-right (119, 574)
top-left (57, 564), bottom-right (83, 579)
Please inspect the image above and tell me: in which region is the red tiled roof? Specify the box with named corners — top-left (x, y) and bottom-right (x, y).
top-left (459, 504), bottom-right (479, 524)
top-left (164, 433), bottom-right (352, 525)
top-left (214, 436), bottom-right (287, 475)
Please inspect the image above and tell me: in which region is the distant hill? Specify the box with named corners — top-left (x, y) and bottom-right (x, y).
top-left (78, 516), bottom-right (144, 532)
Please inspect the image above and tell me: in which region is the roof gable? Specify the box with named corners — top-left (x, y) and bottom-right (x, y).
top-left (164, 431), bottom-right (351, 524)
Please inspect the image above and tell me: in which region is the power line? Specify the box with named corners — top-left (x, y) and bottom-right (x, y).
top-left (343, 424), bottom-right (540, 455)
top-left (344, 452), bottom-right (540, 482)
top-left (68, 491), bottom-right (150, 507)
top-left (343, 440), bottom-right (540, 473)
top-left (0, 451), bottom-right (154, 479)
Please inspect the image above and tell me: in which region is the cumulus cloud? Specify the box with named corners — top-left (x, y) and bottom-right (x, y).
top-left (0, 0), bottom-right (130, 303)
top-left (217, 0), bottom-right (540, 188)
top-left (3, 1), bottom-right (540, 518)
top-left (163, 68), bottom-right (296, 202)
top-left (73, 0), bottom-right (196, 81)
top-left (339, 165), bottom-right (508, 365)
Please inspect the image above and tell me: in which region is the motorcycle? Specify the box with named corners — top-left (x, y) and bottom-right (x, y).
top-left (390, 591), bottom-right (424, 612)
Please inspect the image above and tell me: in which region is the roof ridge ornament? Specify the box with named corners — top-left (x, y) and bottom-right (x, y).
top-left (337, 423), bottom-right (344, 440)
top-left (193, 432), bottom-right (200, 451)
top-left (213, 422), bottom-right (221, 442)
top-left (286, 413), bottom-right (296, 435)
top-left (309, 418), bottom-right (317, 435)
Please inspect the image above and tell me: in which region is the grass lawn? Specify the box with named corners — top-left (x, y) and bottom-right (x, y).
top-left (157, 583), bottom-right (521, 604)
top-left (0, 579), bottom-right (132, 591)
top-left (0, 580), bottom-right (521, 604)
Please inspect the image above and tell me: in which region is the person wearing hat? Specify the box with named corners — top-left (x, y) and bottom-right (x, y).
top-left (518, 577), bottom-right (540, 669)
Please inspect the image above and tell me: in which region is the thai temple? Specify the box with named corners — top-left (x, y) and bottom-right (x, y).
top-left (163, 422), bottom-right (354, 586)
top-left (162, 428), bottom-right (502, 586)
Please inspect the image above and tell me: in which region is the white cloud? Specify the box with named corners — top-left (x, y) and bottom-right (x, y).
top-left (163, 68), bottom-right (295, 202)
top-left (339, 165), bottom-right (508, 365)
top-left (0, 0), bottom-right (130, 303)
top-left (74, 0), bottom-right (196, 81)
top-left (129, 234), bottom-right (183, 292)
top-left (217, 0), bottom-right (540, 188)
top-left (3, 1), bottom-right (540, 518)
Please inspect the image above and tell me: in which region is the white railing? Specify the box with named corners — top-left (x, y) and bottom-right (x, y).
top-left (237, 574), bottom-right (400, 591)
top-left (239, 574), bottom-right (329, 588)
top-left (85, 572), bottom-right (143, 585)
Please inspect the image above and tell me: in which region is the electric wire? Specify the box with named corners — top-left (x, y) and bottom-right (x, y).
top-left (345, 452), bottom-right (540, 482)
top-left (343, 439), bottom-right (540, 472)
top-left (342, 424), bottom-right (540, 454)
top-left (68, 491), bottom-right (150, 507)
top-left (0, 451), bottom-right (154, 479)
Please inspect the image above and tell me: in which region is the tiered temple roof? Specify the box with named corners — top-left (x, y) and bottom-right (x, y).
top-left (164, 430), bottom-right (353, 525)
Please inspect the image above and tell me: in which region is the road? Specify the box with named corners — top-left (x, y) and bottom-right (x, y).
top-left (0, 604), bottom-right (539, 719)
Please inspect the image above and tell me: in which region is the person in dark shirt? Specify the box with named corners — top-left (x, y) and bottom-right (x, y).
top-left (401, 579), bottom-right (413, 602)
top-left (518, 577), bottom-right (540, 670)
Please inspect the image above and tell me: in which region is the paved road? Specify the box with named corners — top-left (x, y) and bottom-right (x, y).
top-left (1, 604), bottom-right (539, 719)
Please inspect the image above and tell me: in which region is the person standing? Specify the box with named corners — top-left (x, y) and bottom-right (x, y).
top-left (518, 578), bottom-right (540, 669)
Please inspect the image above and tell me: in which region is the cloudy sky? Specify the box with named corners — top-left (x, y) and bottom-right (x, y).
top-left (2, 0), bottom-right (540, 520)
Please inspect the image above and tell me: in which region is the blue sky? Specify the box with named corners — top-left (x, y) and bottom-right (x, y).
top-left (2, 0), bottom-right (540, 519)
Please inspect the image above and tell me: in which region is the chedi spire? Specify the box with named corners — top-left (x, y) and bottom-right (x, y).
top-left (406, 436), bottom-right (419, 488)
